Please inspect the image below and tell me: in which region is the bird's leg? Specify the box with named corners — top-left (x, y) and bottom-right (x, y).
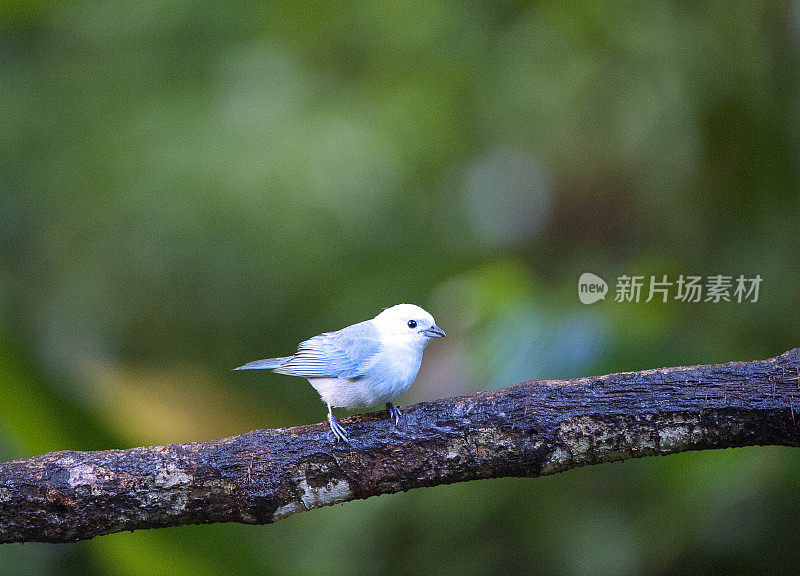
top-left (386, 402), bottom-right (402, 427)
top-left (327, 404), bottom-right (349, 443)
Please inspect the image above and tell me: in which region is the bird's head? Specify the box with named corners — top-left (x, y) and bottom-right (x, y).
top-left (373, 303), bottom-right (445, 349)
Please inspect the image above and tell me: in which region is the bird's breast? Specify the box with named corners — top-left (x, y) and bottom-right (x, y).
top-left (310, 344), bottom-right (423, 409)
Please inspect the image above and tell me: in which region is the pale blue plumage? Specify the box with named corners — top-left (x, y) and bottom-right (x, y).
top-left (234, 303), bottom-right (445, 442)
top-left (234, 357), bottom-right (289, 370)
top-left (276, 321), bottom-right (382, 379)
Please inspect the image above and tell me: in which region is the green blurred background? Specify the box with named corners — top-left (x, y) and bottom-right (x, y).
top-left (1, 0), bottom-right (800, 574)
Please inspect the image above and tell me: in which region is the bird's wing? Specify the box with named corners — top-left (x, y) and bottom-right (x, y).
top-left (274, 320), bottom-right (382, 379)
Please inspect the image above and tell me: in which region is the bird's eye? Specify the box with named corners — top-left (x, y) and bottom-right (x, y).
top-left (407, 320), bottom-right (417, 329)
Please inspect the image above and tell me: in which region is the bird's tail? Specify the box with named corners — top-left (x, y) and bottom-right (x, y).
top-left (233, 357), bottom-right (292, 370)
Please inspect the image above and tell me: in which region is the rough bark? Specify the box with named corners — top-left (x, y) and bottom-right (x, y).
top-left (2, 348), bottom-right (799, 543)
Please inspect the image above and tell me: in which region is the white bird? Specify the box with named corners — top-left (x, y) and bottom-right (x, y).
top-left (234, 304), bottom-right (445, 442)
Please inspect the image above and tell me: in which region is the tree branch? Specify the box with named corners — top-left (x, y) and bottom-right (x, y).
top-left (2, 348), bottom-right (800, 543)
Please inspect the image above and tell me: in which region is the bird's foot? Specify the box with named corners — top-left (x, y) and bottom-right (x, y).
top-left (327, 411), bottom-right (350, 443)
top-left (386, 402), bottom-right (402, 427)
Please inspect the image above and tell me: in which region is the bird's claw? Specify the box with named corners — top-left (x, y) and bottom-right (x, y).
top-left (386, 402), bottom-right (402, 427)
top-left (327, 412), bottom-right (350, 443)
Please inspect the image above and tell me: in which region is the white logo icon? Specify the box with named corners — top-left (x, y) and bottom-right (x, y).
top-left (578, 273), bottom-right (608, 304)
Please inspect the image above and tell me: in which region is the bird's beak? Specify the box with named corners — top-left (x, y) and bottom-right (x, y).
top-left (424, 325), bottom-right (446, 338)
